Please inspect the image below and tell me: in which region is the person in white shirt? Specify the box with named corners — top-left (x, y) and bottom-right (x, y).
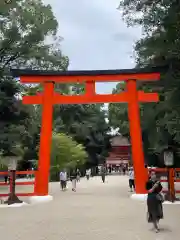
top-left (128, 167), bottom-right (135, 192)
top-left (86, 169), bottom-right (91, 180)
top-left (76, 169), bottom-right (81, 182)
top-left (59, 169), bottom-right (67, 191)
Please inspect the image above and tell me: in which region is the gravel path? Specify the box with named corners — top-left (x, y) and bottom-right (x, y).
top-left (0, 175), bottom-right (180, 240)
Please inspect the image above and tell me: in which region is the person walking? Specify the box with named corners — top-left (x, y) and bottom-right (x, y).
top-left (146, 172), bottom-right (164, 233)
top-left (122, 165), bottom-right (126, 175)
top-left (59, 169), bottom-right (67, 191)
top-left (4, 175), bottom-right (8, 184)
top-left (86, 169), bottom-right (91, 180)
top-left (76, 169), bottom-right (81, 182)
top-left (128, 167), bottom-right (135, 192)
top-left (70, 169), bottom-right (77, 192)
top-left (101, 165), bottom-right (106, 183)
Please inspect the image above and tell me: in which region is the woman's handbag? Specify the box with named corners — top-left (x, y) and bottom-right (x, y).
top-left (156, 193), bottom-right (164, 202)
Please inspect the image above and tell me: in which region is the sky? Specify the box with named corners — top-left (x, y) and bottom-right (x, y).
top-left (43, 0), bottom-right (142, 94)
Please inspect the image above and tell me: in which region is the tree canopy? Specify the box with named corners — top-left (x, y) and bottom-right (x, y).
top-left (109, 0), bottom-right (180, 166)
top-left (51, 133), bottom-right (87, 169)
top-left (0, 0), bottom-right (111, 171)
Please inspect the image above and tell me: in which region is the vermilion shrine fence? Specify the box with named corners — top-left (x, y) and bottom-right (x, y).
top-left (149, 168), bottom-right (180, 196)
top-left (11, 67), bottom-right (165, 195)
top-left (0, 170), bottom-right (36, 197)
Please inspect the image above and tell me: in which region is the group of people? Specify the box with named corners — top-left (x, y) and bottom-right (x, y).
top-left (59, 166), bottom-right (108, 192)
top-left (59, 168), bottom-right (81, 192)
top-left (60, 166), bottom-right (164, 233)
top-left (107, 164), bottom-right (128, 175)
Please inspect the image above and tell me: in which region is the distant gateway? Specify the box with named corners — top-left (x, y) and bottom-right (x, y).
top-left (106, 135), bottom-right (131, 166)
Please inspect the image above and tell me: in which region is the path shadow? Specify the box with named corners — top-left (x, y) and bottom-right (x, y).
top-left (149, 226), bottom-right (172, 233)
top-left (159, 226), bottom-right (172, 233)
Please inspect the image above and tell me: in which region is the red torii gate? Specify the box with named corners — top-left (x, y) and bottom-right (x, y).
top-left (12, 68), bottom-right (161, 196)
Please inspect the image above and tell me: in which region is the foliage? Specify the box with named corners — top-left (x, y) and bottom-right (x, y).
top-left (51, 133), bottom-right (87, 168)
top-left (108, 83), bottom-right (129, 136)
top-left (0, 0), bottom-right (69, 71)
top-left (112, 0), bottom-right (180, 166)
top-left (50, 133), bottom-right (87, 180)
top-left (0, 0), bottom-right (111, 171)
top-left (55, 103), bottom-right (111, 166)
top-left (0, 161), bottom-right (8, 171)
top-left (52, 83), bottom-right (111, 166)
top-left (0, 0), bottom-right (68, 160)
top-left (21, 83), bottom-right (111, 168)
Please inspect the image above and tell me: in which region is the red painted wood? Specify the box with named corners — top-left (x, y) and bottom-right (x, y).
top-left (149, 168), bottom-right (180, 173)
top-left (0, 171), bottom-right (36, 175)
top-left (160, 180), bottom-right (168, 182)
top-left (0, 172), bottom-right (8, 175)
top-left (0, 192), bottom-right (35, 197)
top-left (18, 70), bottom-right (160, 196)
top-left (0, 193), bottom-right (9, 197)
top-left (127, 80), bottom-right (148, 194)
top-left (0, 181), bottom-right (34, 186)
top-left (138, 91), bottom-right (159, 102)
top-left (16, 171), bottom-right (36, 175)
top-left (34, 82), bottom-right (54, 196)
top-left (20, 72), bottom-right (160, 84)
top-left (22, 92), bottom-right (159, 105)
top-left (162, 190), bottom-right (180, 194)
top-left (0, 182), bottom-right (8, 186)
top-left (16, 193), bottom-right (35, 197)
top-left (16, 182), bottom-right (35, 185)
top-left (149, 168), bottom-right (167, 172)
top-left (85, 81), bottom-right (96, 96)
top-left (159, 179), bottom-right (180, 182)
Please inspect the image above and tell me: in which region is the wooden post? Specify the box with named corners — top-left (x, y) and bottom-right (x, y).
top-left (9, 171), bottom-right (13, 193)
top-left (85, 81), bottom-right (96, 96)
top-left (127, 80), bottom-right (148, 194)
top-left (34, 82), bottom-right (54, 196)
top-left (169, 168), bottom-right (175, 202)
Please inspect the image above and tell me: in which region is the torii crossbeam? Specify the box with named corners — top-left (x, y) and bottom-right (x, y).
top-left (12, 67), bottom-right (162, 196)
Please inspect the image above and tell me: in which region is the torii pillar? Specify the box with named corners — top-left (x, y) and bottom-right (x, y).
top-left (127, 80), bottom-right (147, 193)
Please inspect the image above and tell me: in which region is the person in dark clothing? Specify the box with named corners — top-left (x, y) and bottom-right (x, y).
top-left (101, 165), bottom-right (106, 183)
top-left (123, 166), bottom-right (126, 175)
top-left (146, 172), bottom-right (164, 233)
top-left (70, 169), bottom-right (77, 192)
top-left (4, 176), bottom-right (8, 184)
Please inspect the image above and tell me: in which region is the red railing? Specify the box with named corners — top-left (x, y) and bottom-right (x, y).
top-left (0, 170), bottom-right (36, 197)
top-left (149, 168), bottom-right (180, 194)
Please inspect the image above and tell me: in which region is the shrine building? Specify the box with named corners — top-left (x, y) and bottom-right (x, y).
top-left (106, 135), bottom-right (131, 168)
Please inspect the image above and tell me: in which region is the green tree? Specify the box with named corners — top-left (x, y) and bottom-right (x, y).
top-left (0, 0), bottom-right (68, 159)
top-left (50, 133), bottom-right (87, 181)
top-left (54, 103), bottom-right (111, 167)
top-left (114, 0), bottom-right (180, 166)
top-left (52, 83), bottom-right (111, 167)
top-left (1, 0), bottom-right (111, 171)
top-left (108, 82), bottom-right (129, 136)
